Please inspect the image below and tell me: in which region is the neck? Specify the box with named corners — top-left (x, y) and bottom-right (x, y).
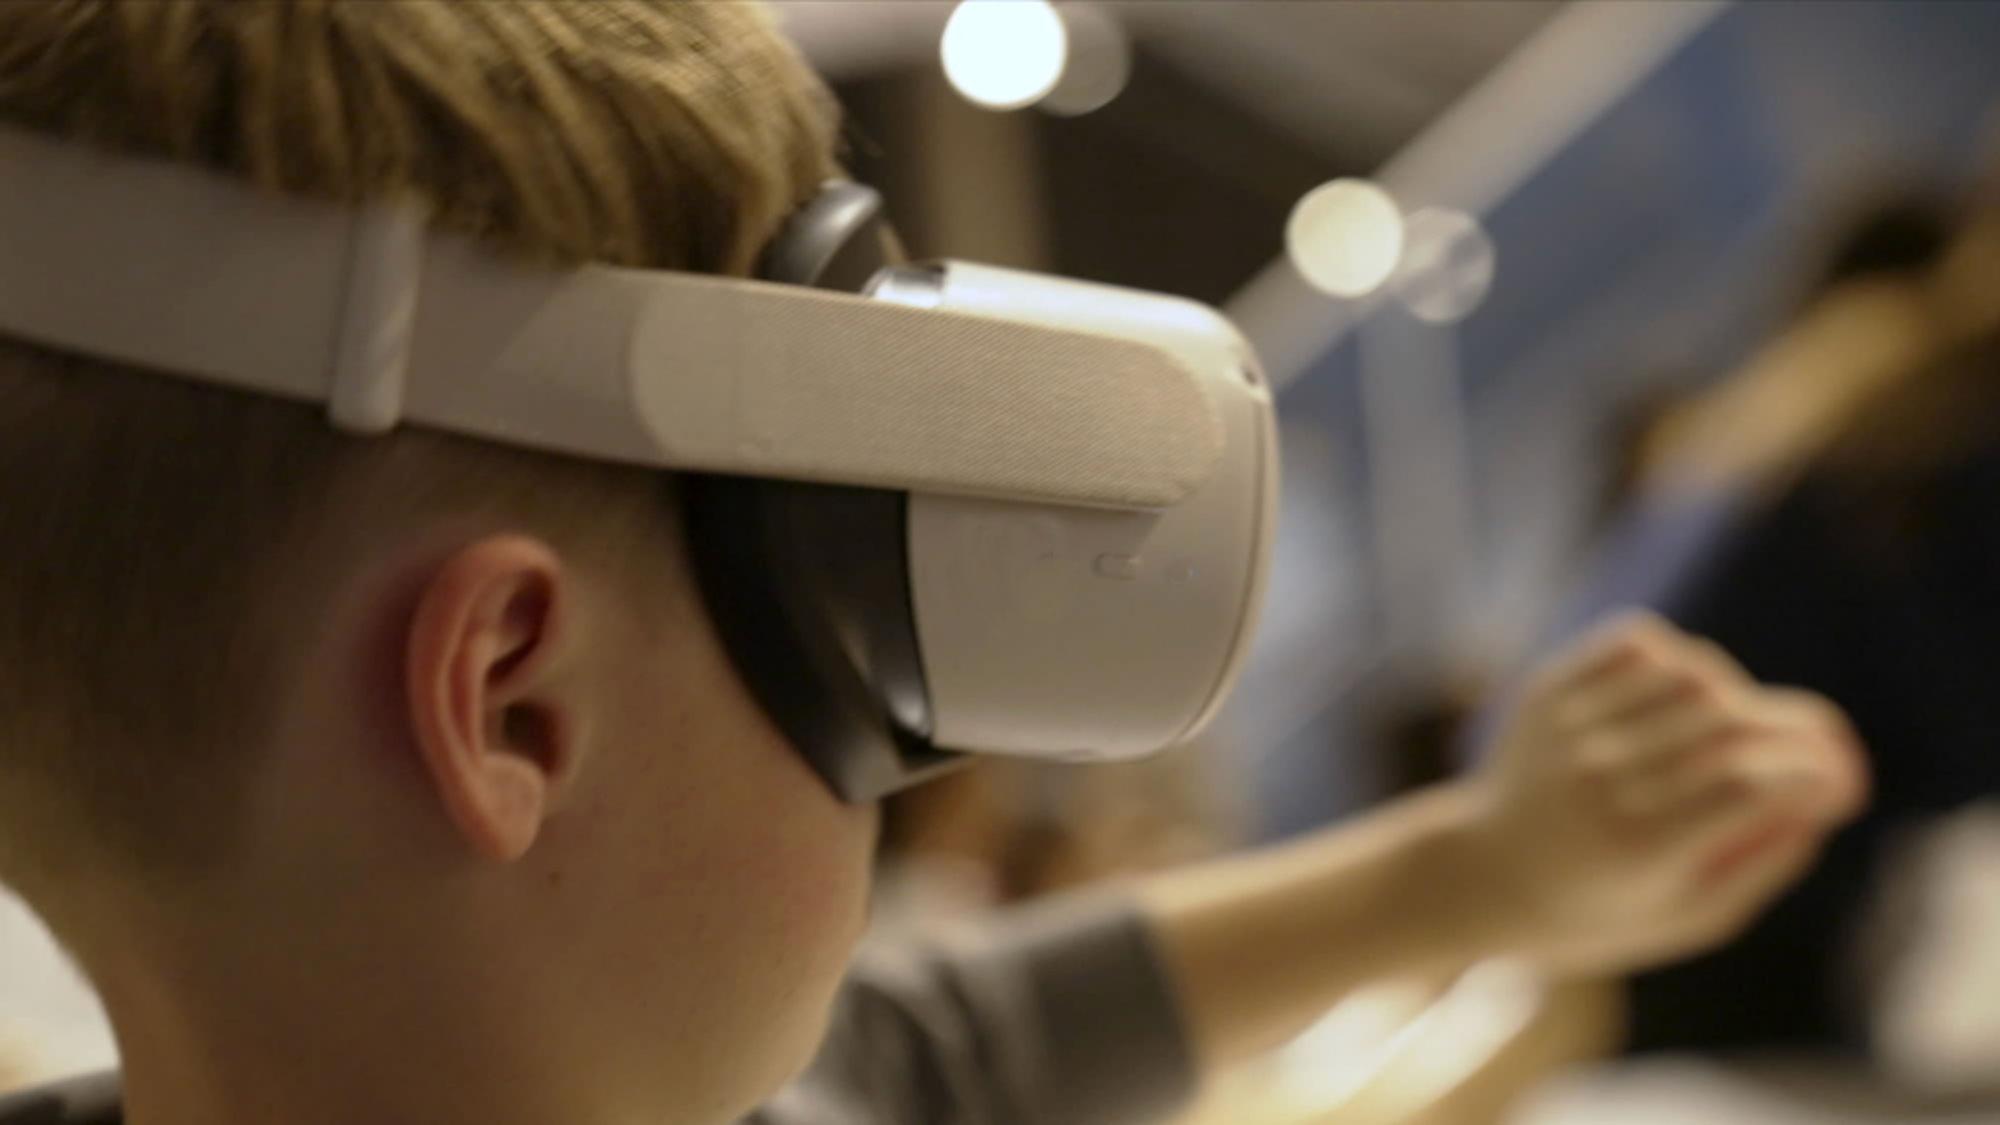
top-left (77, 904), bottom-right (703, 1125)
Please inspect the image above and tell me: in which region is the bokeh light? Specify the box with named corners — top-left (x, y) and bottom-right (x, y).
top-left (1040, 4), bottom-right (1132, 116)
top-left (1393, 208), bottom-right (1497, 324)
top-left (1286, 179), bottom-right (1407, 299)
top-left (941, 0), bottom-right (1070, 112)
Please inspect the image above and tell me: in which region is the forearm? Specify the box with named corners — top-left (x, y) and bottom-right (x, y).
top-left (1132, 615), bottom-right (1867, 1073)
top-left (1137, 782), bottom-right (1515, 1067)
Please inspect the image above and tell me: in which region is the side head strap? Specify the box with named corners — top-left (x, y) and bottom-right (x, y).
top-left (0, 125), bottom-right (1222, 509)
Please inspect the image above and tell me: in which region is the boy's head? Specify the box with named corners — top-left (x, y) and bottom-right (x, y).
top-left (0, 3), bottom-right (877, 1119)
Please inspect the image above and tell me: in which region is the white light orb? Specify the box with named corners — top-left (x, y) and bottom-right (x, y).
top-left (1040, 4), bottom-right (1131, 116)
top-left (1286, 179), bottom-right (1406, 299)
top-left (941, 0), bottom-right (1069, 111)
top-left (1393, 208), bottom-right (1497, 324)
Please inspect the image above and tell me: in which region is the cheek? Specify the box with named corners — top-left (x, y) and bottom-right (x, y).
top-left (666, 606), bottom-right (879, 951)
top-left (698, 720), bottom-right (879, 958)
top-left (541, 684), bottom-right (877, 1112)
top-left (582, 577), bottom-right (880, 997)
top-left (610, 625), bottom-right (879, 981)
top-left (628, 712), bottom-right (878, 1094)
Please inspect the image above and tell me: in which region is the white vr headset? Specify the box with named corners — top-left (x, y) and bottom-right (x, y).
top-left (0, 124), bottom-right (1277, 801)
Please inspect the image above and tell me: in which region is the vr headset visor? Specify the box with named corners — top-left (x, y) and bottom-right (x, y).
top-left (0, 126), bottom-right (1278, 801)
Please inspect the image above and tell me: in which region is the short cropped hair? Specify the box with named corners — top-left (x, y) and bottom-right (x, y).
top-left (0, 0), bottom-right (839, 912)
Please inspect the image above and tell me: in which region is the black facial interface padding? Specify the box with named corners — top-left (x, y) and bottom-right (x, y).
top-left (683, 181), bottom-right (964, 802)
top-left (683, 476), bottom-right (959, 802)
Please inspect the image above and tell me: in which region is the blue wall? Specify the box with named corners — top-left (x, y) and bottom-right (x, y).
top-left (1243, 0), bottom-right (2000, 839)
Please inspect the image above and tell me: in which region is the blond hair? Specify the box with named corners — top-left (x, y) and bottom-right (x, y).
top-left (0, 0), bottom-right (839, 911)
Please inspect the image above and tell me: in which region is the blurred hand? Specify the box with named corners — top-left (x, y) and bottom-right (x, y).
top-left (1465, 612), bottom-right (1868, 975)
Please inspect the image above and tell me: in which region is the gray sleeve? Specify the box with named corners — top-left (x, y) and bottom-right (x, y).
top-left (744, 895), bottom-right (1196, 1125)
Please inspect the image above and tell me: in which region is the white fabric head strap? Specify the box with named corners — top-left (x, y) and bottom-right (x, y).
top-left (0, 125), bottom-right (1222, 508)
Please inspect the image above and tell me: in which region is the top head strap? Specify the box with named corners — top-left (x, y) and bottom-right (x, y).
top-left (0, 125), bottom-right (1223, 509)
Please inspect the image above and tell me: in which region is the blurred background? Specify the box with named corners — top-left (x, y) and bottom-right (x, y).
top-left (787, 1), bottom-right (2000, 1121)
top-left (11, 1), bottom-right (2000, 1121)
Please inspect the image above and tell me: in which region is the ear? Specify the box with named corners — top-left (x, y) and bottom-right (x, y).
top-left (404, 535), bottom-right (578, 862)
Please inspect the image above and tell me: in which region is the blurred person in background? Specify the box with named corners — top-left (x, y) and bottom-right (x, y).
top-left (1564, 190), bottom-right (1958, 632)
top-left (1551, 182), bottom-right (2000, 1074)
